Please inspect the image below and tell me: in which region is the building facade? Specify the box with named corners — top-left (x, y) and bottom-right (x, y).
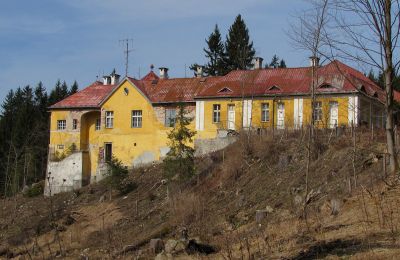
top-left (45, 59), bottom-right (387, 195)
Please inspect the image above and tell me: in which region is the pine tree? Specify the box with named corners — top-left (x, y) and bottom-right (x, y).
top-left (269, 55), bottom-right (280, 68)
top-left (279, 59), bottom-right (287, 68)
top-left (225, 14), bottom-right (256, 70)
top-left (204, 24), bottom-right (227, 76)
top-left (163, 103), bottom-right (196, 180)
top-left (69, 81), bottom-right (79, 95)
top-left (61, 81), bottom-right (69, 98)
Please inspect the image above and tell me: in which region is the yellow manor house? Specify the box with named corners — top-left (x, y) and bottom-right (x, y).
top-left (46, 58), bottom-right (387, 194)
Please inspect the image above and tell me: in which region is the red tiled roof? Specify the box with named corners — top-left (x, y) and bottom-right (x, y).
top-left (141, 71), bottom-right (159, 81)
top-left (130, 76), bottom-right (220, 103)
top-left (49, 60), bottom-right (387, 109)
top-left (196, 60), bottom-right (386, 103)
top-left (49, 81), bottom-right (117, 109)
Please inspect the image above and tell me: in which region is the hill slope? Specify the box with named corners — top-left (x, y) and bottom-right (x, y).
top-left (1, 131), bottom-right (400, 259)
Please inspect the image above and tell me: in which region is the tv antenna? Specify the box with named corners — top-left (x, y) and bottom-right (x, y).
top-left (119, 38), bottom-right (134, 77)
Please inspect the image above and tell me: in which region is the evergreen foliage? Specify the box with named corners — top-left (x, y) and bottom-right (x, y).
top-left (203, 24), bottom-right (227, 76)
top-left (163, 103), bottom-right (196, 180)
top-left (368, 70), bottom-right (400, 91)
top-left (225, 14), bottom-right (256, 70)
top-left (268, 55), bottom-right (287, 68)
top-left (69, 81), bottom-right (79, 95)
top-left (0, 80), bottom-right (77, 197)
top-left (106, 156), bottom-right (137, 195)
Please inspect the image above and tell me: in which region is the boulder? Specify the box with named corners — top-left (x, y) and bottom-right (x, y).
top-left (149, 239), bottom-right (164, 254)
top-left (165, 239), bottom-right (178, 253)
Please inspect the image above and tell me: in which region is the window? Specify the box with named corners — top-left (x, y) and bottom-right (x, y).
top-left (165, 109), bottom-right (176, 127)
top-left (105, 111), bottom-right (114, 128)
top-left (57, 120), bottom-right (66, 130)
top-left (72, 119), bottom-right (78, 130)
top-left (213, 104), bottom-right (221, 123)
top-left (261, 103), bottom-right (270, 122)
top-left (313, 101), bottom-right (323, 121)
top-left (131, 110), bottom-right (142, 128)
top-left (95, 118), bottom-right (101, 131)
top-left (57, 144), bottom-right (64, 150)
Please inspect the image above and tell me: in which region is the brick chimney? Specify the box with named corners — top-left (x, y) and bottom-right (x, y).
top-left (196, 65), bottom-right (204, 78)
top-left (309, 56), bottom-right (320, 67)
top-left (159, 67), bottom-right (169, 79)
top-left (254, 57), bottom-right (264, 70)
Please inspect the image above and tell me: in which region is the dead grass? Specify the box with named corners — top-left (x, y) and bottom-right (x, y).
top-left (2, 129), bottom-right (400, 259)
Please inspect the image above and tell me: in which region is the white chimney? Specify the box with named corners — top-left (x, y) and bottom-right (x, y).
top-left (111, 73), bottom-right (120, 85)
top-left (159, 67), bottom-right (169, 79)
top-left (196, 65), bottom-right (204, 78)
top-left (254, 57), bottom-right (264, 70)
top-left (103, 76), bottom-right (111, 85)
top-left (309, 56), bottom-right (320, 67)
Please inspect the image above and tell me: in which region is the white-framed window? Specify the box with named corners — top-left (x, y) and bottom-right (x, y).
top-left (95, 118), bottom-right (101, 131)
top-left (105, 111), bottom-right (114, 128)
top-left (57, 120), bottom-right (66, 130)
top-left (165, 109), bottom-right (176, 127)
top-left (132, 110), bottom-right (142, 128)
top-left (72, 119), bottom-right (78, 130)
top-left (313, 101), bottom-right (323, 121)
top-left (213, 104), bottom-right (221, 123)
top-left (261, 103), bottom-right (270, 122)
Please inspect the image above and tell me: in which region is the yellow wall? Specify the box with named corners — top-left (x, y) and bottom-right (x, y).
top-left (198, 95), bottom-right (352, 135)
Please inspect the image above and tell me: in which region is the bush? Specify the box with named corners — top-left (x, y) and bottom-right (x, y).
top-left (23, 181), bottom-right (44, 197)
top-left (106, 157), bottom-right (137, 195)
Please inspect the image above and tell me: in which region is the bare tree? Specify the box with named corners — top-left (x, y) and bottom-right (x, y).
top-left (289, 0), bottom-right (330, 223)
top-left (328, 0), bottom-right (400, 173)
top-left (289, 0), bottom-right (330, 135)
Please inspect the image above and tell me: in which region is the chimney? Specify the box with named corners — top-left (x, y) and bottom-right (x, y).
top-left (196, 65), bottom-right (204, 78)
top-left (103, 75), bottom-right (111, 85)
top-left (159, 67), bottom-right (169, 79)
top-left (254, 57), bottom-right (264, 70)
top-left (309, 56), bottom-right (320, 67)
top-left (110, 71), bottom-right (120, 85)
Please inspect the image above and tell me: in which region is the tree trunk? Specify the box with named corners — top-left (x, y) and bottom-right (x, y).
top-left (384, 0), bottom-right (398, 174)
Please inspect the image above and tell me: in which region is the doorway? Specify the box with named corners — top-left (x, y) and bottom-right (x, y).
top-left (329, 101), bottom-right (338, 128)
top-left (277, 103), bottom-right (285, 129)
top-left (227, 104), bottom-right (235, 130)
top-left (105, 143), bottom-right (112, 162)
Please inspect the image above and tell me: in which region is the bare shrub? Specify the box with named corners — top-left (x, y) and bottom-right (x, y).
top-left (169, 192), bottom-right (206, 227)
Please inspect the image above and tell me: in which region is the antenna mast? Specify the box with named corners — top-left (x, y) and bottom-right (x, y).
top-left (119, 38), bottom-right (134, 77)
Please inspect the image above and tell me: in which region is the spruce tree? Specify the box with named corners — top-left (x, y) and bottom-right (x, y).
top-left (225, 14), bottom-right (256, 70)
top-left (269, 55), bottom-right (280, 68)
top-left (204, 24), bottom-right (227, 76)
top-left (279, 59), bottom-right (287, 68)
top-left (69, 81), bottom-right (79, 95)
top-left (61, 81), bottom-right (69, 98)
top-left (163, 103), bottom-right (196, 180)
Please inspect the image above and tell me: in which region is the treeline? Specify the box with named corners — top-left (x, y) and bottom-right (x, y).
top-left (192, 14), bottom-right (287, 77)
top-left (0, 80), bottom-right (78, 197)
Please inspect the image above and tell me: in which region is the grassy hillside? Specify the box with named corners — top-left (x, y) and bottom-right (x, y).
top-left (1, 130), bottom-right (400, 259)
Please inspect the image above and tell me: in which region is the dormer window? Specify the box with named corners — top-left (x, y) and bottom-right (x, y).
top-left (319, 84), bottom-right (333, 89)
top-left (268, 85), bottom-right (281, 91)
top-left (218, 87), bottom-right (232, 93)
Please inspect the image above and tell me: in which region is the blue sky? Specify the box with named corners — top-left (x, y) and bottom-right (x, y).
top-left (0, 0), bottom-right (312, 101)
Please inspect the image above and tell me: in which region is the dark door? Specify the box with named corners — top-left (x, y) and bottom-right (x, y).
top-left (105, 143), bottom-right (112, 162)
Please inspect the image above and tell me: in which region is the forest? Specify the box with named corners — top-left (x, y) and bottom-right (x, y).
top-left (0, 80), bottom-right (78, 197)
